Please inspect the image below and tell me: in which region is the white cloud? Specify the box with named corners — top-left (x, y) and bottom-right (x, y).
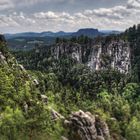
top-left (31, 5), bottom-right (140, 31)
top-left (6, 0), bottom-right (70, 8)
top-left (12, 0), bottom-right (48, 7)
top-left (0, 0), bottom-right (14, 11)
top-left (34, 11), bottom-right (59, 19)
top-left (0, 15), bottom-right (19, 27)
top-left (0, 0), bottom-right (66, 11)
top-left (127, 0), bottom-right (140, 8)
top-left (34, 11), bottom-right (74, 20)
top-left (0, 0), bottom-right (140, 33)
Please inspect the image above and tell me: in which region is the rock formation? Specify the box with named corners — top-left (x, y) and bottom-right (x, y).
top-left (0, 34), bottom-right (6, 43)
top-left (0, 51), bottom-right (7, 64)
top-left (0, 35), bottom-right (7, 64)
top-left (51, 39), bottom-right (131, 74)
top-left (41, 94), bottom-right (48, 104)
top-left (51, 109), bottom-right (65, 120)
top-left (65, 110), bottom-right (111, 140)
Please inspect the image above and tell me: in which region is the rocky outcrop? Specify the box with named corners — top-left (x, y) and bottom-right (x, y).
top-left (0, 35), bottom-right (7, 64)
top-left (0, 51), bottom-right (7, 64)
top-left (52, 43), bottom-right (82, 62)
top-left (51, 109), bottom-right (65, 120)
top-left (51, 39), bottom-right (131, 74)
top-left (0, 34), bottom-right (6, 43)
top-left (64, 110), bottom-right (111, 140)
top-left (88, 40), bottom-right (130, 73)
top-left (41, 94), bottom-right (48, 104)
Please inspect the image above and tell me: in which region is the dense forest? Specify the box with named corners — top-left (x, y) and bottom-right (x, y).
top-left (0, 24), bottom-right (140, 140)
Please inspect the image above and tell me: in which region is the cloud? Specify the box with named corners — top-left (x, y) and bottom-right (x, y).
top-left (0, 0), bottom-right (67, 11)
top-left (0, 0), bottom-right (140, 33)
top-left (84, 6), bottom-right (125, 20)
top-left (12, 0), bottom-right (48, 7)
top-left (34, 11), bottom-right (74, 21)
top-left (8, 0), bottom-right (71, 8)
top-left (0, 15), bottom-right (19, 27)
top-left (127, 0), bottom-right (140, 8)
top-left (31, 4), bottom-right (140, 31)
top-left (0, 0), bottom-right (14, 11)
top-left (34, 11), bottom-right (59, 19)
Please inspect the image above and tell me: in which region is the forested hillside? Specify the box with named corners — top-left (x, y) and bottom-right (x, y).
top-left (0, 24), bottom-right (140, 140)
top-left (0, 35), bottom-right (59, 140)
top-left (124, 24), bottom-right (140, 82)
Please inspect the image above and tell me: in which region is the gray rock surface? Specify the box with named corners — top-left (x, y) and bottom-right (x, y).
top-left (65, 110), bottom-right (111, 140)
top-left (51, 40), bottom-right (130, 74)
top-left (51, 109), bottom-right (65, 120)
top-left (0, 51), bottom-right (7, 64)
top-left (41, 94), bottom-right (48, 104)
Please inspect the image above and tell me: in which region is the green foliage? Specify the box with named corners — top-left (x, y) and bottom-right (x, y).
top-left (0, 107), bottom-right (25, 140)
top-left (1, 25), bottom-right (140, 139)
top-left (125, 117), bottom-right (140, 140)
top-left (0, 43), bottom-right (57, 140)
top-left (124, 24), bottom-right (140, 82)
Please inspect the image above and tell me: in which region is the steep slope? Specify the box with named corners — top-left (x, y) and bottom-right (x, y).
top-left (51, 37), bottom-right (130, 74)
top-left (13, 36), bottom-right (131, 74)
top-left (10, 26), bottom-right (140, 140)
top-left (123, 24), bottom-right (140, 81)
top-left (0, 35), bottom-right (50, 140)
top-left (1, 35), bottom-right (118, 140)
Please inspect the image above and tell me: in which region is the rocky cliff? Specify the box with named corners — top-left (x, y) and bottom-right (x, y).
top-left (51, 39), bottom-right (131, 74)
top-left (64, 110), bottom-right (111, 140)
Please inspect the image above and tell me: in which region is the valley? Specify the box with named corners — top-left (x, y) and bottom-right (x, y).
top-left (1, 0), bottom-right (140, 139)
top-left (0, 24), bottom-right (140, 140)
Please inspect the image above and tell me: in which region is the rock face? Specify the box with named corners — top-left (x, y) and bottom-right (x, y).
top-left (87, 40), bottom-right (130, 73)
top-left (65, 110), bottom-right (111, 140)
top-left (41, 94), bottom-right (48, 104)
top-left (0, 35), bottom-right (7, 64)
top-left (51, 109), bottom-right (65, 120)
top-left (0, 51), bottom-right (7, 64)
top-left (51, 39), bottom-right (131, 74)
top-left (0, 34), bottom-right (6, 43)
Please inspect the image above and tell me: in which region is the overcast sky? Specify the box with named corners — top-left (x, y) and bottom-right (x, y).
top-left (0, 0), bottom-right (140, 33)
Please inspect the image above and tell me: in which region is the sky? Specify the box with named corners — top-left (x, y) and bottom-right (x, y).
top-left (0, 0), bottom-right (140, 33)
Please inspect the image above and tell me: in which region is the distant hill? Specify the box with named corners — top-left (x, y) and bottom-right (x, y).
top-left (72, 28), bottom-right (103, 37)
top-left (5, 28), bottom-right (122, 39)
top-left (100, 30), bottom-right (123, 35)
top-left (5, 28), bottom-right (122, 50)
top-left (6, 36), bottom-right (56, 51)
top-left (5, 31), bottom-right (72, 39)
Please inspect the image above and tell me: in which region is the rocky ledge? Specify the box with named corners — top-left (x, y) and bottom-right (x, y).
top-left (64, 110), bottom-right (111, 140)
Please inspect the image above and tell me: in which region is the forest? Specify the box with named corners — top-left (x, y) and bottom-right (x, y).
top-left (0, 24), bottom-right (140, 140)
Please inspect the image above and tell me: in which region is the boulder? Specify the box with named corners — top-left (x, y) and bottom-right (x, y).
top-left (19, 64), bottom-right (26, 72)
top-left (41, 94), bottom-right (48, 104)
top-left (0, 51), bottom-right (7, 64)
top-left (33, 79), bottom-right (39, 86)
top-left (23, 102), bottom-right (28, 113)
top-left (65, 110), bottom-right (111, 140)
top-left (51, 109), bottom-right (65, 120)
top-left (61, 136), bottom-right (69, 140)
top-left (0, 34), bottom-right (6, 43)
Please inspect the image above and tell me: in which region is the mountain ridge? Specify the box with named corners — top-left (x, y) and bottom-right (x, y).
top-left (5, 28), bottom-right (122, 50)
top-left (5, 28), bottom-right (121, 39)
